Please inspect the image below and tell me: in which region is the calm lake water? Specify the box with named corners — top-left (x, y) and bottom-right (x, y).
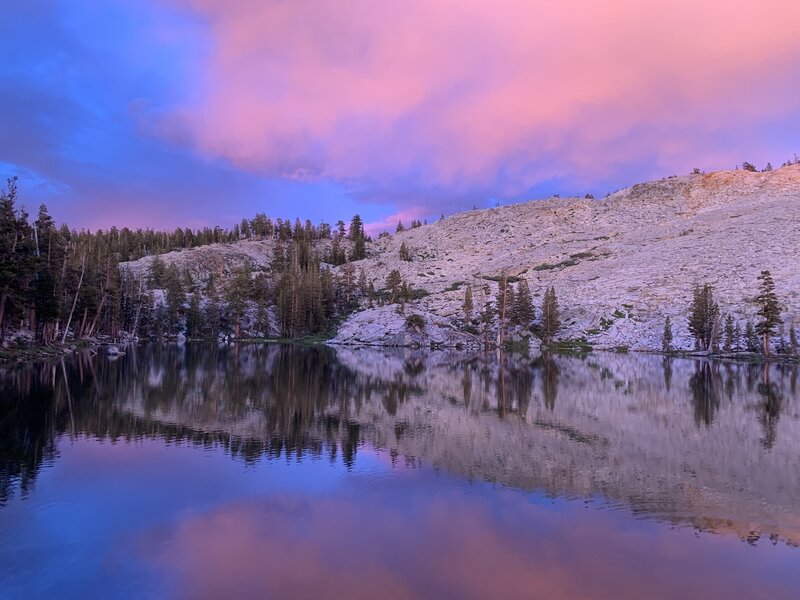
top-left (1, 344), bottom-right (799, 599)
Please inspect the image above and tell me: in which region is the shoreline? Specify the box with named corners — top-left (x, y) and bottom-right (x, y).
top-left (4, 336), bottom-right (798, 367)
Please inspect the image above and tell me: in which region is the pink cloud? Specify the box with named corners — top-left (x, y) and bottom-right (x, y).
top-left (142, 492), bottom-right (798, 599)
top-left (160, 0), bottom-right (800, 204)
top-left (364, 207), bottom-right (429, 236)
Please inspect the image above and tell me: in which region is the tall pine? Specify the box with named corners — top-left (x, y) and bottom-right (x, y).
top-left (688, 284), bottom-right (719, 351)
top-left (539, 286), bottom-right (561, 344)
top-left (755, 270), bottom-right (782, 356)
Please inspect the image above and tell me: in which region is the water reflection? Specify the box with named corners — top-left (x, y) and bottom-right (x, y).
top-left (689, 361), bottom-right (722, 427)
top-left (143, 484), bottom-right (799, 600)
top-left (1, 344), bottom-right (799, 547)
top-left (758, 366), bottom-right (784, 450)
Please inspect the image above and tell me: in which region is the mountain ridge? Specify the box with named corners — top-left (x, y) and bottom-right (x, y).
top-left (122, 165), bottom-right (800, 351)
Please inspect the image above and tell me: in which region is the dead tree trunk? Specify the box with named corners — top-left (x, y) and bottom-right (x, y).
top-left (86, 256), bottom-right (112, 338)
top-left (62, 254), bottom-right (86, 344)
top-left (497, 274), bottom-right (508, 349)
top-left (131, 278), bottom-right (146, 339)
top-left (77, 306), bottom-right (89, 339)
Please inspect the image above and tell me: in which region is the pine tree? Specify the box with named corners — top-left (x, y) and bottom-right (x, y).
top-left (203, 276), bottom-right (222, 339)
top-left (357, 268), bottom-right (368, 297)
top-left (745, 320), bottom-right (759, 352)
top-left (272, 242), bottom-right (286, 276)
top-left (148, 255), bottom-right (167, 287)
top-left (399, 241), bottom-right (411, 261)
top-left (395, 221), bottom-right (405, 233)
top-left (32, 203), bottom-right (64, 342)
top-left (662, 316), bottom-right (673, 353)
top-left (755, 270), bottom-right (782, 356)
top-left (462, 284), bottom-right (474, 322)
top-left (275, 271), bottom-right (294, 337)
top-left (790, 325), bottom-right (799, 357)
top-left (186, 289), bottom-right (202, 338)
top-left (688, 283), bottom-right (719, 350)
top-left (0, 179), bottom-right (20, 335)
top-left (776, 330), bottom-right (788, 355)
top-left (303, 260), bottom-right (326, 334)
top-left (385, 269), bottom-right (402, 304)
top-left (348, 215), bottom-right (366, 261)
top-left (227, 264), bottom-right (253, 337)
top-left (348, 214), bottom-right (363, 241)
top-left (254, 280), bottom-right (270, 336)
top-left (32, 270), bottom-right (59, 343)
top-left (733, 322), bottom-right (742, 352)
top-left (163, 264), bottom-right (185, 335)
top-left (511, 279), bottom-right (534, 327)
top-left (398, 281), bottom-right (409, 314)
top-left (328, 235), bottom-right (346, 266)
top-left (539, 286), bottom-right (561, 344)
top-left (0, 178), bottom-right (37, 339)
top-left (723, 314), bottom-right (735, 353)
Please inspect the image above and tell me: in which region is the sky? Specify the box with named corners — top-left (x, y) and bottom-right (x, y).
top-left (2, 0), bottom-right (799, 233)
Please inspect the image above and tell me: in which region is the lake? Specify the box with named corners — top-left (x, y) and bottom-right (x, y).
top-left (1, 343), bottom-right (799, 599)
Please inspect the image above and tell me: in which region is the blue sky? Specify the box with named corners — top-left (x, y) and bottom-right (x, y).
top-left (2, 0), bottom-right (798, 232)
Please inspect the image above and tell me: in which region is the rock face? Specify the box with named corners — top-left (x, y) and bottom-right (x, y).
top-left (331, 306), bottom-right (476, 348)
top-left (122, 165), bottom-right (800, 350)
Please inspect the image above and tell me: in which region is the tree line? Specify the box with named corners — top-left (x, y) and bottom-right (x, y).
top-left (459, 275), bottom-right (561, 348)
top-left (0, 178), bottom-right (375, 344)
top-left (663, 270), bottom-right (798, 358)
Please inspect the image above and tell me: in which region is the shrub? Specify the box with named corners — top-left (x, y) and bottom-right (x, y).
top-left (408, 288), bottom-right (430, 300)
top-left (405, 314), bottom-right (426, 331)
top-left (482, 274), bottom-right (521, 283)
top-left (444, 281), bottom-right (465, 292)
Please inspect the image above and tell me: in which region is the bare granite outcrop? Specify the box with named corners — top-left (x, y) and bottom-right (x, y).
top-left (122, 165), bottom-right (800, 350)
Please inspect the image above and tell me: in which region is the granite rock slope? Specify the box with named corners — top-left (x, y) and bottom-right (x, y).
top-left (122, 165), bottom-right (800, 349)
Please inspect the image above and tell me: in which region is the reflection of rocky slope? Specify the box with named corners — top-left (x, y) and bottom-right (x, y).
top-left (113, 347), bottom-right (800, 544)
top-left (4, 345), bottom-right (799, 546)
top-left (335, 349), bottom-right (800, 545)
top-left (121, 166), bottom-right (800, 349)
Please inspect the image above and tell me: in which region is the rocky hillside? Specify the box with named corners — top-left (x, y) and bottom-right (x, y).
top-left (122, 165), bottom-right (800, 350)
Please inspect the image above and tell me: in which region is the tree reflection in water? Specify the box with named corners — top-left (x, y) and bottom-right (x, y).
top-left (1, 343), bottom-right (799, 548)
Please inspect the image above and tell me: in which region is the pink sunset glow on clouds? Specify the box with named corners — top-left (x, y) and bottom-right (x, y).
top-left (143, 493), bottom-right (798, 599)
top-left (161, 0), bottom-right (800, 209)
top-left (3, 0), bottom-right (799, 228)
